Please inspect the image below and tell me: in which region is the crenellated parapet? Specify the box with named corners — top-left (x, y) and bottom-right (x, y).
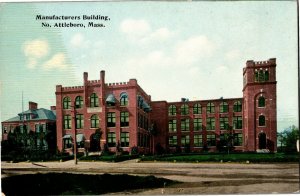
top-left (107, 81), bottom-right (129, 86)
top-left (61, 86), bottom-right (84, 91)
top-left (246, 58), bottom-right (276, 67)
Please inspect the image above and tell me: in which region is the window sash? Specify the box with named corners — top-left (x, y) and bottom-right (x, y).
top-left (193, 104), bottom-right (202, 114)
top-left (193, 118), bottom-right (202, 131)
top-left (181, 105), bottom-right (189, 115)
top-left (168, 105), bottom-right (176, 116)
top-left (63, 97), bottom-right (71, 109)
top-left (220, 117), bottom-right (229, 130)
top-left (233, 116), bottom-right (242, 129)
top-left (194, 135), bottom-right (203, 147)
top-left (233, 102), bottom-right (242, 112)
top-left (76, 114), bottom-right (84, 129)
top-left (181, 119), bottom-right (189, 131)
top-left (206, 117), bottom-right (215, 130)
top-left (259, 116), bottom-right (265, 126)
top-left (181, 135), bottom-right (190, 145)
top-left (206, 103), bottom-right (215, 113)
top-left (90, 94), bottom-right (99, 107)
top-left (120, 96), bottom-right (128, 106)
top-left (168, 119), bottom-right (177, 132)
top-left (121, 132), bottom-right (129, 147)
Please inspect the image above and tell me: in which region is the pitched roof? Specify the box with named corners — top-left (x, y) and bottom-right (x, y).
top-left (3, 108), bottom-right (56, 123)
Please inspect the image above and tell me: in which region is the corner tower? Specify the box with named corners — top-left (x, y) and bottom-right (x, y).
top-left (243, 58), bottom-right (277, 152)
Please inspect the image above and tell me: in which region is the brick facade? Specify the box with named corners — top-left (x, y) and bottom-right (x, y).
top-left (1, 102), bottom-right (57, 151)
top-left (54, 58), bottom-right (277, 154)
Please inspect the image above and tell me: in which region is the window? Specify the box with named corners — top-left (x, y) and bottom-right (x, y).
top-left (194, 134), bottom-right (203, 147)
top-left (181, 119), bottom-right (189, 131)
top-left (76, 114), bottom-right (84, 129)
top-left (193, 103), bottom-right (202, 114)
top-left (90, 93), bottom-right (99, 107)
top-left (220, 134), bottom-right (227, 146)
top-left (181, 104), bottom-right (189, 115)
top-left (107, 132), bottom-right (116, 147)
top-left (20, 125), bottom-right (27, 134)
top-left (168, 105), bottom-right (176, 116)
top-left (206, 117), bottom-right (215, 130)
top-left (258, 96), bottom-right (265, 107)
top-left (259, 115), bottom-right (265, 126)
top-left (259, 70), bottom-right (264, 82)
top-left (120, 93), bottom-right (128, 106)
top-left (181, 135), bottom-right (190, 146)
top-left (169, 136), bottom-right (177, 147)
top-left (40, 124), bottom-right (46, 133)
top-left (64, 138), bottom-right (72, 149)
top-left (233, 116), bottom-right (242, 129)
top-left (234, 133), bottom-right (243, 146)
top-left (3, 126), bottom-right (7, 134)
top-left (206, 102), bottom-right (215, 113)
top-left (121, 132), bottom-right (129, 147)
top-left (255, 69), bottom-right (269, 82)
top-left (220, 117), bottom-right (229, 130)
top-left (207, 134), bottom-right (216, 147)
top-left (90, 114), bottom-right (99, 128)
top-left (35, 124), bottom-right (40, 133)
top-left (120, 112), bottom-right (129, 127)
top-left (107, 112), bottom-right (116, 127)
top-left (20, 125), bottom-right (23, 133)
top-left (233, 101), bottom-right (242, 112)
top-left (220, 102), bottom-right (228, 113)
top-left (255, 70), bottom-right (259, 82)
top-left (63, 97), bottom-right (71, 109)
top-left (264, 70), bottom-right (269, 81)
top-left (169, 119), bottom-right (177, 132)
top-left (193, 118), bottom-right (202, 131)
top-left (64, 115), bottom-right (72, 129)
top-left (75, 96), bottom-right (83, 108)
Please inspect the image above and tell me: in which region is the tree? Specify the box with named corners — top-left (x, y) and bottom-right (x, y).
top-left (278, 125), bottom-right (299, 153)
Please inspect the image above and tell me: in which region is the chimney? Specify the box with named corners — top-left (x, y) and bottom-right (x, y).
top-left (29, 101), bottom-right (38, 110)
top-left (100, 70), bottom-right (105, 84)
top-left (83, 72), bottom-right (88, 84)
top-left (50, 106), bottom-right (56, 111)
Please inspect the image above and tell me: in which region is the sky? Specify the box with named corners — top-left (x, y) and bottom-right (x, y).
top-left (0, 1), bottom-right (298, 133)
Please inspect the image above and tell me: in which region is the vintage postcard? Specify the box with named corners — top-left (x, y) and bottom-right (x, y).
top-left (0, 1), bottom-right (298, 195)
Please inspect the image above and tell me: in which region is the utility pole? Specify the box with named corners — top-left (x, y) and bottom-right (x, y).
top-left (72, 103), bottom-right (78, 165)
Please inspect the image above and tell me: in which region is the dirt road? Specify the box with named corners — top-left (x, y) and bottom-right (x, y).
top-left (1, 160), bottom-right (299, 194)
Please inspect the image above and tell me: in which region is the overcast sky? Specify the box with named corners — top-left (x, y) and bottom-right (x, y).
top-left (0, 1), bottom-right (298, 132)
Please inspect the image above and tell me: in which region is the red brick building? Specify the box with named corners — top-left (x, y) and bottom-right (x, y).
top-left (1, 102), bottom-right (57, 151)
top-left (55, 58), bottom-right (277, 154)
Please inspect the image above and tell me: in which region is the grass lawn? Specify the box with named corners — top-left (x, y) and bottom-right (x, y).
top-left (140, 153), bottom-right (299, 163)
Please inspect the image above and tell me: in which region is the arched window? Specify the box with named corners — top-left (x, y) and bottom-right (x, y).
top-left (181, 104), bottom-right (189, 115)
top-left (75, 96), bottom-right (83, 108)
top-left (264, 70), bottom-right (269, 81)
top-left (120, 93), bottom-right (128, 106)
top-left (168, 105), bottom-right (176, 116)
top-left (193, 103), bottom-right (201, 114)
top-left (219, 102), bottom-right (228, 113)
top-left (233, 101), bottom-right (242, 112)
top-left (63, 97), bottom-right (71, 109)
top-left (90, 93), bottom-right (99, 107)
top-left (258, 96), bottom-right (265, 107)
top-left (258, 70), bottom-right (264, 82)
top-left (206, 102), bottom-right (215, 113)
top-left (255, 70), bottom-right (259, 82)
top-left (259, 115), bottom-right (265, 126)
top-left (90, 114), bottom-right (99, 128)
